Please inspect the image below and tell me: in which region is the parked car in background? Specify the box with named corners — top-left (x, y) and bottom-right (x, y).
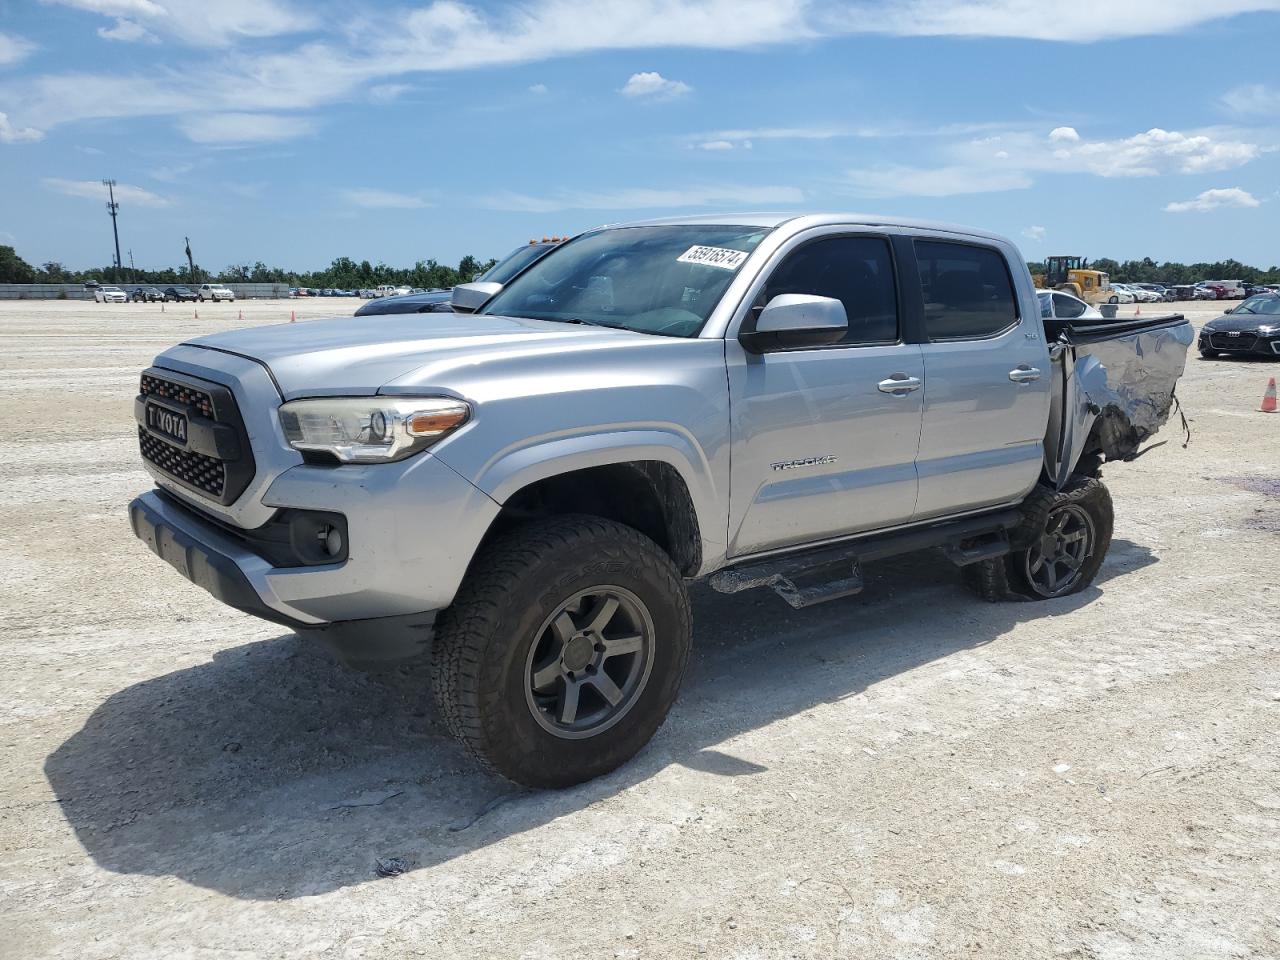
top-left (197, 283), bottom-right (235, 302)
top-left (1107, 285), bottom-right (1135, 304)
top-left (163, 286), bottom-right (198, 302)
top-left (371, 284), bottom-right (412, 298)
top-left (1133, 283), bottom-right (1174, 302)
top-left (1198, 294), bottom-right (1280, 359)
top-left (131, 286), bottom-right (164, 302)
top-left (1037, 289), bottom-right (1103, 322)
top-left (356, 239), bottom-right (567, 317)
top-left (1117, 283), bottom-right (1160, 304)
top-left (1203, 280), bottom-right (1245, 299)
top-left (1169, 285), bottom-right (1197, 301)
top-left (93, 285), bottom-right (127, 303)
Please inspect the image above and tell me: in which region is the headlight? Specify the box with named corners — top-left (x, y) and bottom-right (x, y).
top-left (1259, 325), bottom-right (1277, 335)
top-left (279, 397), bottom-right (469, 463)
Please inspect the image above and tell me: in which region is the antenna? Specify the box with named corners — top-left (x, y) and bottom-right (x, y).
top-left (102, 179), bottom-right (122, 280)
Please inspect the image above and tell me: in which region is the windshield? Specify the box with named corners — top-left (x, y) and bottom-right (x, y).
top-left (1236, 296), bottom-right (1280, 316)
top-left (478, 224), bottom-right (771, 337)
top-left (480, 243), bottom-right (558, 285)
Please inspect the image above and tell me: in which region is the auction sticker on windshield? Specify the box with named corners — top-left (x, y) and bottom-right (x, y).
top-left (677, 246), bottom-right (750, 271)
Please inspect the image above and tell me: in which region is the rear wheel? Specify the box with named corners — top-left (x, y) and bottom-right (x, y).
top-left (965, 479), bottom-right (1113, 602)
top-left (432, 515), bottom-right (692, 788)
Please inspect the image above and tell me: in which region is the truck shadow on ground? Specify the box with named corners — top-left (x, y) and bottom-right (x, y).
top-left (46, 541), bottom-right (1155, 900)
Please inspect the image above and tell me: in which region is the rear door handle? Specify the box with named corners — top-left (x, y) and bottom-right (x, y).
top-left (1009, 365), bottom-right (1041, 383)
top-left (878, 374), bottom-right (923, 395)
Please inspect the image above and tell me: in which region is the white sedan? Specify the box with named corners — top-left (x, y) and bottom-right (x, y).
top-left (1038, 289), bottom-right (1104, 322)
top-left (93, 285), bottom-right (127, 303)
top-left (1106, 284), bottom-right (1136, 304)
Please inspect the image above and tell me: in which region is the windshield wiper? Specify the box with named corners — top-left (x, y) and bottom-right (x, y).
top-left (530, 315), bottom-right (629, 330)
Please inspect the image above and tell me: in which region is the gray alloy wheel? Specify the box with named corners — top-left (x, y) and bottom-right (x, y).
top-left (524, 585), bottom-right (656, 740)
top-left (1022, 503), bottom-right (1095, 598)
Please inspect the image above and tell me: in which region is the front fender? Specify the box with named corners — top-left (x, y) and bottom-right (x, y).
top-left (437, 428), bottom-right (727, 570)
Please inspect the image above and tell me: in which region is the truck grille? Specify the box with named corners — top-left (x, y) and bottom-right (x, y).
top-left (140, 373), bottom-right (214, 417)
top-left (136, 368), bottom-right (255, 505)
top-left (138, 426), bottom-right (227, 497)
top-left (1210, 332), bottom-right (1258, 350)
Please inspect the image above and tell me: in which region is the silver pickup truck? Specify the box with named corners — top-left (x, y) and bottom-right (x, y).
top-left (128, 214), bottom-right (1193, 787)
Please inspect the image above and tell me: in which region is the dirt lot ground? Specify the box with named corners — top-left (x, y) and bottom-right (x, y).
top-left (1, 298), bottom-right (1277, 960)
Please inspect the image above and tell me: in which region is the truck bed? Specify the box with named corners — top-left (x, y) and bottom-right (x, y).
top-left (1043, 313), bottom-right (1194, 488)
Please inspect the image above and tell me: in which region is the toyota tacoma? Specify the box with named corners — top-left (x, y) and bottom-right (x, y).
top-left (128, 215), bottom-right (1193, 787)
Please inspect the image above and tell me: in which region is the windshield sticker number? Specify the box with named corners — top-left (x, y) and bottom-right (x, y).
top-left (677, 246), bottom-right (749, 271)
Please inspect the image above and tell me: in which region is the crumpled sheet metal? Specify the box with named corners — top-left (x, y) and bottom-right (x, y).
top-left (1058, 320), bottom-right (1193, 486)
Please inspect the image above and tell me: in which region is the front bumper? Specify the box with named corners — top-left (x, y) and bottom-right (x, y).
top-left (130, 490), bottom-right (444, 665)
top-left (1199, 331), bottom-right (1280, 356)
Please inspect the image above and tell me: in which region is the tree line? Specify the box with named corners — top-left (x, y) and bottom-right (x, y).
top-left (1025, 256), bottom-right (1280, 285)
top-left (3, 243), bottom-right (1277, 289)
top-left (0, 246), bottom-right (497, 289)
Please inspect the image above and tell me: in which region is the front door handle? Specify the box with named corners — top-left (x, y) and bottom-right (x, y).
top-left (878, 374), bottom-right (923, 395)
top-left (1009, 365), bottom-right (1041, 383)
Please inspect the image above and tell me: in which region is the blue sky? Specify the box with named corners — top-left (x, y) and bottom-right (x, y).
top-left (1, 0), bottom-right (1278, 272)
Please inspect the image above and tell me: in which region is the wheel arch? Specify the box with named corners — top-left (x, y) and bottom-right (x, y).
top-left (476, 456), bottom-right (707, 577)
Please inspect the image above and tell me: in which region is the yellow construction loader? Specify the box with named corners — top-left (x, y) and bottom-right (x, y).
top-left (1033, 256), bottom-right (1112, 305)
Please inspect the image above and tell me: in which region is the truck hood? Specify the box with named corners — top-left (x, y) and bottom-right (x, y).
top-left (182, 312), bottom-right (654, 398)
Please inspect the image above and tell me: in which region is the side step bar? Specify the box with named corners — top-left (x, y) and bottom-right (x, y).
top-left (709, 509), bottom-right (1021, 609)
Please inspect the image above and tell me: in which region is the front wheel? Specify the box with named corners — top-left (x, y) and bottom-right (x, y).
top-left (1109, 295), bottom-right (1119, 304)
top-left (965, 479), bottom-right (1113, 602)
top-left (431, 515), bottom-right (692, 788)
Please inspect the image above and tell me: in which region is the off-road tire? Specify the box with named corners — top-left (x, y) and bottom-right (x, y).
top-left (965, 478), bottom-right (1113, 602)
top-left (431, 515), bottom-right (692, 788)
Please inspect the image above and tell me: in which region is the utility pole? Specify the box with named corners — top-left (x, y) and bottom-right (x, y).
top-left (127, 248), bottom-right (135, 283)
top-left (184, 236), bottom-right (195, 285)
top-left (102, 179), bottom-right (122, 281)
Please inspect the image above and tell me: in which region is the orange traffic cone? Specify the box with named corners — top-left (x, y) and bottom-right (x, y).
top-left (1134, 304), bottom-right (1141, 316)
top-left (290, 310), bottom-right (296, 323)
top-left (238, 309), bottom-right (243, 321)
top-left (193, 308), bottom-right (199, 320)
top-left (1261, 377), bottom-right (1278, 413)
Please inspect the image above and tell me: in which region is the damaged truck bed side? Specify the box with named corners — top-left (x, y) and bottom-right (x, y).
top-left (1044, 314), bottom-right (1194, 489)
top-left (128, 214), bottom-right (1193, 787)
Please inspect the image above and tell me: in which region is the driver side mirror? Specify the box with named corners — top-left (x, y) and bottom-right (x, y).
top-left (739, 294), bottom-right (848, 354)
top-left (1224, 307), bottom-right (1234, 314)
top-left (451, 281), bottom-right (503, 314)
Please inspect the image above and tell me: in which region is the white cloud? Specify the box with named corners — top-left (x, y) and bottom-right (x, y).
top-left (0, 32), bottom-right (36, 66)
top-left (178, 112), bottom-right (316, 144)
top-left (844, 125), bottom-right (1263, 198)
top-left (42, 177), bottom-right (170, 207)
top-left (76, 144), bottom-right (104, 154)
top-left (817, 0), bottom-right (1280, 42)
top-left (482, 183), bottom-right (804, 212)
top-left (528, 82), bottom-right (548, 94)
top-left (41, 0), bottom-right (314, 47)
top-left (9, 0), bottom-right (1280, 139)
top-left (698, 140), bottom-right (735, 151)
top-left (1164, 187), bottom-right (1261, 213)
top-left (148, 161), bottom-right (194, 182)
top-left (0, 112), bottom-right (43, 143)
top-left (1221, 84), bottom-right (1280, 116)
top-left (368, 83), bottom-right (410, 103)
top-left (1048, 126), bottom-right (1079, 142)
top-left (342, 188), bottom-right (430, 209)
top-left (1022, 225), bottom-right (1047, 242)
top-left (845, 164), bottom-right (1034, 198)
top-left (620, 71), bottom-right (691, 99)
top-left (98, 18), bottom-right (157, 42)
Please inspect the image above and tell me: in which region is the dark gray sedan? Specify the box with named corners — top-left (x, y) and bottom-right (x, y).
top-left (1198, 294), bottom-right (1280, 359)
top-left (355, 239), bottom-right (564, 317)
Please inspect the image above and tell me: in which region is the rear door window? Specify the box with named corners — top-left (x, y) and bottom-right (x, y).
top-left (915, 240), bottom-right (1019, 340)
top-left (1052, 293), bottom-right (1087, 319)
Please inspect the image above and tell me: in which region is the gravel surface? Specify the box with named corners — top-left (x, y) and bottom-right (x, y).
top-left (1, 298), bottom-right (1277, 959)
